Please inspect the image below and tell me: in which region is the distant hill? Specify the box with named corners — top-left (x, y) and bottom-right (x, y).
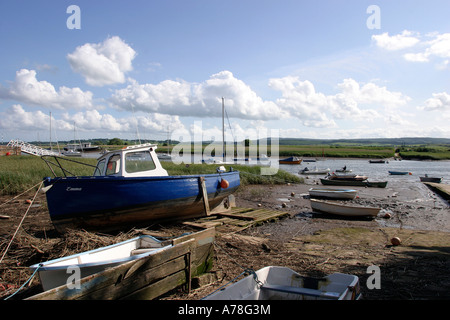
top-left (272, 137), bottom-right (450, 146)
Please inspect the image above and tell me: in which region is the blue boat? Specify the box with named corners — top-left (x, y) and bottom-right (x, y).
top-left (388, 171), bottom-right (411, 175)
top-left (41, 143), bottom-right (240, 233)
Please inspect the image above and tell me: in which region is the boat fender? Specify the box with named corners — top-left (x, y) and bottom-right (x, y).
top-left (220, 179), bottom-right (229, 189)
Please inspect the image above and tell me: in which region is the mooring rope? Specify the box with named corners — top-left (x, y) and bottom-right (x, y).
top-left (0, 181), bottom-right (43, 264)
top-left (0, 181), bottom-right (44, 207)
top-left (3, 264), bottom-right (42, 300)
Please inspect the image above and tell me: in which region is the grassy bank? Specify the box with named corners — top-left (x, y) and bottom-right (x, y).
top-left (0, 155), bottom-right (302, 195)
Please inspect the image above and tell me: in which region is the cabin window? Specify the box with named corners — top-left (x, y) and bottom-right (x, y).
top-left (106, 155), bottom-right (121, 175)
top-left (93, 159), bottom-right (106, 176)
top-left (125, 151), bottom-right (156, 173)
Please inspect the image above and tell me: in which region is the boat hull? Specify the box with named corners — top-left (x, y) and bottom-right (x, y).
top-left (43, 171), bottom-right (240, 233)
top-left (389, 171), bottom-right (410, 175)
top-left (309, 188), bottom-right (357, 200)
top-left (320, 178), bottom-right (387, 188)
top-left (310, 199), bottom-right (381, 217)
top-left (420, 176), bottom-right (442, 183)
top-left (279, 157), bottom-right (302, 164)
top-left (205, 266), bottom-right (361, 300)
top-left (30, 235), bottom-right (167, 291)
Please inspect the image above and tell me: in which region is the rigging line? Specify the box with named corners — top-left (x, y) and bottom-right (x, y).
top-left (0, 181), bottom-right (43, 264)
top-left (224, 108), bottom-right (236, 143)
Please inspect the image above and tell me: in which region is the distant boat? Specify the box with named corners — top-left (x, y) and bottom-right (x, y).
top-left (420, 175), bottom-right (442, 183)
top-left (309, 188), bottom-right (357, 200)
top-left (327, 173), bottom-right (368, 181)
top-left (30, 234), bottom-right (171, 291)
top-left (320, 177), bottom-right (387, 188)
top-left (335, 168), bottom-right (352, 173)
top-left (388, 171), bottom-right (411, 175)
top-left (279, 157), bottom-right (302, 164)
top-left (310, 199), bottom-right (381, 217)
top-left (41, 143), bottom-right (240, 233)
top-left (303, 159), bottom-right (316, 162)
top-left (299, 167), bottom-right (330, 175)
top-left (204, 266), bottom-right (361, 300)
top-left (369, 159), bottom-right (387, 163)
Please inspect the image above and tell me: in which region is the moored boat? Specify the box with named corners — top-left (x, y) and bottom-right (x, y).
top-left (204, 266), bottom-right (361, 300)
top-left (310, 199), bottom-right (381, 217)
top-left (279, 156), bottom-right (302, 164)
top-left (299, 167), bottom-right (330, 175)
top-left (327, 173), bottom-right (368, 181)
top-left (320, 177), bottom-right (387, 188)
top-left (369, 159), bottom-right (387, 163)
top-left (388, 171), bottom-right (411, 175)
top-left (41, 143), bottom-right (240, 233)
top-left (309, 188), bottom-right (357, 200)
top-left (419, 175), bottom-right (442, 183)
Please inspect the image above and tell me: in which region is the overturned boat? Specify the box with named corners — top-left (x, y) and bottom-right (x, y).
top-left (41, 143), bottom-right (240, 233)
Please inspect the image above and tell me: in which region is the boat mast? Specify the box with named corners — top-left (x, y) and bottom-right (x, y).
top-left (222, 97), bottom-right (225, 162)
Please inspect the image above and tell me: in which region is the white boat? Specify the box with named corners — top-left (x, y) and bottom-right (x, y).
top-left (309, 188), bottom-right (357, 200)
top-left (29, 235), bottom-right (171, 291)
top-left (204, 266), bottom-right (361, 300)
top-left (310, 199), bottom-right (381, 217)
top-left (299, 167), bottom-right (330, 175)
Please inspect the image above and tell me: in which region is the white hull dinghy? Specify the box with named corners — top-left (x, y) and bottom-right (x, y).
top-left (30, 235), bottom-right (171, 291)
top-left (204, 266), bottom-right (361, 300)
top-left (309, 188), bottom-right (357, 200)
top-left (310, 199), bottom-right (381, 217)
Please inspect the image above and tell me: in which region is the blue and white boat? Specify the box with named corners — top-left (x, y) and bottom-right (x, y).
top-left (41, 143), bottom-right (240, 233)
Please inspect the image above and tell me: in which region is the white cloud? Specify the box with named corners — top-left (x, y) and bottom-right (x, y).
top-left (110, 70), bottom-right (286, 120)
top-left (67, 36), bottom-right (136, 86)
top-left (268, 76), bottom-right (409, 126)
top-left (0, 69), bottom-right (94, 110)
top-left (372, 30), bottom-right (420, 51)
top-left (420, 92), bottom-right (450, 111)
top-left (375, 31), bottom-right (450, 66)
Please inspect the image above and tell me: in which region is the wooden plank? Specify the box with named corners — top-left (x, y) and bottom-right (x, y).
top-left (199, 177), bottom-right (210, 215)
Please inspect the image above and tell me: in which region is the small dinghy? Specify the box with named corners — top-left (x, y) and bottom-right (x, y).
top-left (309, 188), bottom-right (357, 200)
top-left (204, 266), bottom-right (361, 300)
top-left (29, 235), bottom-right (170, 291)
top-left (310, 199), bottom-right (381, 217)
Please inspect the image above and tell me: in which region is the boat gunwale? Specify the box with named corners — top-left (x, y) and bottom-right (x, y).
top-left (29, 235), bottom-right (169, 272)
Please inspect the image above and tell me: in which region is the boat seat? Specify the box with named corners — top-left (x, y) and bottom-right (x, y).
top-left (260, 284), bottom-right (340, 299)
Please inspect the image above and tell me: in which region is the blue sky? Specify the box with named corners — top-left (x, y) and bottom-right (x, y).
top-left (1, 0), bottom-right (450, 144)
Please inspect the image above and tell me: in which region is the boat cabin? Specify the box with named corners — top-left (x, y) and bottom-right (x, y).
top-left (93, 143), bottom-right (169, 178)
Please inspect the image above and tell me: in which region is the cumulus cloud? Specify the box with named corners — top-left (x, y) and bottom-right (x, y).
top-left (374, 31), bottom-right (450, 66)
top-left (110, 70), bottom-right (285, 120)
top-left (0, 104), bottom-right (185, 139)
top-left (0, 69), bottom-right (94, 110)
top-left (268, 76), bottom-right (409, 127)
top-left (372, 30), bottom-right (420, 51)
top-left (68, 36), bottom-right (136, 86)
top-left (420, 92), bottom-right (450, 111)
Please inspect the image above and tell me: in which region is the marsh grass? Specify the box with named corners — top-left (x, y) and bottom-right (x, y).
top-left (0, 156), bottom-right (302, 195)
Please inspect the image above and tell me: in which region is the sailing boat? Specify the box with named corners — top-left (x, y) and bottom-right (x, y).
top-left (63, 122), bottom-right (82, 157)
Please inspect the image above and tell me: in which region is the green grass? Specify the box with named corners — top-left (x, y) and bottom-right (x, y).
top-left (0, 156), bottom-right (302, 195)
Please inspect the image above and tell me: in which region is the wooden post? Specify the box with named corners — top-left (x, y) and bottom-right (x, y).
top-left (199, 177), bottom-right (210, 216)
